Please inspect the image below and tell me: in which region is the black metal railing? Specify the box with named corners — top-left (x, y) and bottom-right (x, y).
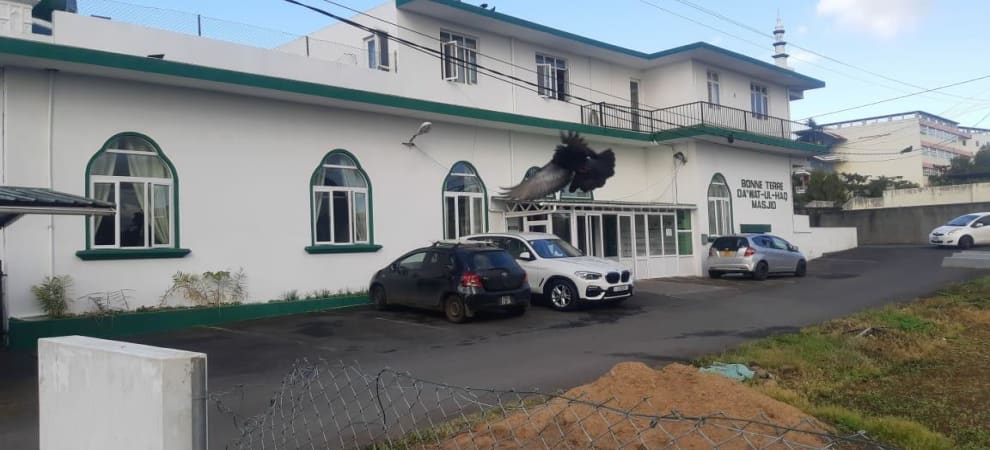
top-left (581, 101), bottom-right (808, 141)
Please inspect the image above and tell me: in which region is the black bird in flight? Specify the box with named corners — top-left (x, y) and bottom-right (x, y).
top-left (501, 131), bottom-right (616, 201)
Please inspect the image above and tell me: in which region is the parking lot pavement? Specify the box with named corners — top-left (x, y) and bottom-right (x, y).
top-left (1, 245), bottom-right (985, 449)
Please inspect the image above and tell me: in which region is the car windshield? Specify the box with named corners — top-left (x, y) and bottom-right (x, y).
top-left (947, 214), bottom-right (980, 226)
top-left (470, 250), bottom-right (517, 271)
top-left (528, 238), bottom-right (583, 259)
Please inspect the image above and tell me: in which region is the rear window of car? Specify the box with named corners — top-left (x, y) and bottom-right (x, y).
top-left (711, 237), bottom-right (747, 251)
top-left (468, 250), bottom-right (517, 271)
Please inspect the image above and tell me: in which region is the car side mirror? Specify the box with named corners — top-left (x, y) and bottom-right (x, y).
top-left (518, 251), bottom-right (532, 261)
top-left (390, 263), bottom-right (399, 271)
top-left (789, 245), bottom-right (799, 252)
top-left (974, 223), bottom-right (985, 228)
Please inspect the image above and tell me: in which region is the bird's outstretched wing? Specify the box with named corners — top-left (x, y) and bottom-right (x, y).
top-left (500, 163), bottom-right (572, 201)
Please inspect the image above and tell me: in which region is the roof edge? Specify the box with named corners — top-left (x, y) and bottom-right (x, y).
top-left (396, 0), bottom-right (825, 89)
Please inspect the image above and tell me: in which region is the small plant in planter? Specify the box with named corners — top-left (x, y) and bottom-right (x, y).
top-left (160, 269), bottom-right (248, 307)
top-left (80, 289), bottom-right (135, 317)
top-left (31, 275), bottom-right (73, 318)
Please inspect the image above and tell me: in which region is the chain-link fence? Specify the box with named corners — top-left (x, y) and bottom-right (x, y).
top-left (212, 359), bottom-right (894, 450)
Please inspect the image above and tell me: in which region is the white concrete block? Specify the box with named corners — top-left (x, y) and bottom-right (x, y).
top-left (38, 336), bottom-right (207, 450)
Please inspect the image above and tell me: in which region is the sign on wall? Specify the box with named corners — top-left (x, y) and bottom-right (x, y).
top-left (737, 179), bottom-right (788, 209)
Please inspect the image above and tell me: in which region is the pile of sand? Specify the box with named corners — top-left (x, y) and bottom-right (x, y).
top-left (441, 362), bottom-right (829, 449)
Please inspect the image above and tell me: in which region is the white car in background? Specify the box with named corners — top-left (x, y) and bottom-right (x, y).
top-left (463, 232), bottom-right (633, 311)
top-left (929, 212), bottom-right (990, 249)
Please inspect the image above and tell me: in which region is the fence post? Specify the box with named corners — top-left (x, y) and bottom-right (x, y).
top-left (743, 112), bottom-right (748, 133)
top-left (781, 120), bottom-right (786, 139)
top-left (699, 102), bottom-right (705, 126)
top-left (39, 336), bottom-right (208, 450)
top-left (196, 14), bottom-right (202, 36)
top-left (599, 103), bottom-right (605, 128)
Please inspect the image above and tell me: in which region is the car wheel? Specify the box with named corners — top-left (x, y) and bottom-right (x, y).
top-left (371, 285), bottom-right (389, 311)
top-left (751, 261), bottom-right (769, 281)
top-left (795, 260), bottom-right (807, 278)
top-left (708, 270), bottom-right (722, 279)
top-left (444, 295), bottom-right (468, 323)
top-left (958, 235), bottom-right (975, 250)
top-left (506, 305), bottom-right (527, 316)
top-left (548, 279), bottom-right (579, 311)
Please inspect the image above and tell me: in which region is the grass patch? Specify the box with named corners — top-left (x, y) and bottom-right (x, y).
top-left (698, 276), bottom-right (990, 450)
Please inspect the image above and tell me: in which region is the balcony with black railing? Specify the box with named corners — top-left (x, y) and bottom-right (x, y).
top-left (580, 101), bottom-right (811, 144)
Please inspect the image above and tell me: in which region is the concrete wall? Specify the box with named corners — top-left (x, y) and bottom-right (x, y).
top-left (815, 202), bottom-right (990, 245)
top-left (38, 336), bottom-right (207, 450)
top-left (844, 182), bottom-right (990, 210)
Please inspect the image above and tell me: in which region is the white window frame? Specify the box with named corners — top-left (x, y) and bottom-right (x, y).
top-left (312, 161), bottom-right (370, 246)
top-left (90, 148), bottom-right (174, 250)
top-left (536, 53), bottom-right (568, 100)
top-left (364, 31), bottom-right (390, 71)
top-left (707, 176), bottom-right (733, 237)
top-left (440, 31), bottom-right (478, 84)
top-left (750, 82), bottom-right (769, 119)
top-left (443, 191), bottom-right (484, 240)
top-left (707, 70), bottom-right (720, 105)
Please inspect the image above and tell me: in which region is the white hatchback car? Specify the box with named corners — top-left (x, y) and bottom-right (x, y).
top-left (929, 212), bottom-right (990, 249)
top-left (463, 232), bottom-right (633, 311)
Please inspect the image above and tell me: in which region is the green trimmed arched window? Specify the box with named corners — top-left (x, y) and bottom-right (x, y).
top-left (707, 173), bottom-right (733, 237)
top-left (86, 133), bottom-right (179, 251)
top-left (443, 162), bottom-right (487, 239)
top-left (308, 150), bottom-right (379, 253)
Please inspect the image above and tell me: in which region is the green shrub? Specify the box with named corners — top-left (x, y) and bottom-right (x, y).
top-left (31, 275), bottom-right (73, 318)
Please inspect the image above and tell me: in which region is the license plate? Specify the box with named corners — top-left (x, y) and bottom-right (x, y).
top-left (932, 240), bottom-right (942, 243)
top-left (719, 251), bottom-right (735, 256)
top-left (614, 285), bottom-right (629, 292)
top-left (499, 296), bottom-right (513, 305)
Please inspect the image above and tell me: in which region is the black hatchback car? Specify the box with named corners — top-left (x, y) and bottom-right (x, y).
top-left (369, 241), bottom-right (531, 323)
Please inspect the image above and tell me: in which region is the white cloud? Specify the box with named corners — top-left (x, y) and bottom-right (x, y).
top-left (816, 0), bottom-right (931, 39)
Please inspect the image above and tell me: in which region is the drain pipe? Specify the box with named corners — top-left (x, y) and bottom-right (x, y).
top-left (48, 69), bottom-right (56, 277)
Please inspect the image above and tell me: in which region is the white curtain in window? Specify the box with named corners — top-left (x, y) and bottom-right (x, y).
top-left (152, 184), bottom-right (170, 246)
top-left (91, 153), bottom-right (118, 176)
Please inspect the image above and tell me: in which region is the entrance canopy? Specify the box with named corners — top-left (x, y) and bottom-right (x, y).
top-left (494, 197), bottom-right (696, 216)
top-left (0, 186), bottom-right (115, 228)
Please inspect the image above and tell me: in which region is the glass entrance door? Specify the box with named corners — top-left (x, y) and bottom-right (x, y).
top-left (575, 214), bottom-right (603, 257)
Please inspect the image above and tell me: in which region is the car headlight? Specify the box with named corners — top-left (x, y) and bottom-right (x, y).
top-left (946, 229), bottom-right (959, 236)
top-left (575, 271), bottom-right (603, 280)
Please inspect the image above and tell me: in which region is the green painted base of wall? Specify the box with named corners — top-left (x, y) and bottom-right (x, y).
top-left (7, 295), bottom-right (369, 350)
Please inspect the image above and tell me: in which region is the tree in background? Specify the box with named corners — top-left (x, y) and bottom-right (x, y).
top-left (795, 171), bottom-right (920, 206)
top-left (930, 145), bottom-right (990, 185)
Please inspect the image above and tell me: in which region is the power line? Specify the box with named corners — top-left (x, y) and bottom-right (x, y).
top-left (803, 73), bottom-right (990, 120)
top-left (662, 0), bottom-right (990, 106)
top-left (316, 0), bottom-right (678, 112)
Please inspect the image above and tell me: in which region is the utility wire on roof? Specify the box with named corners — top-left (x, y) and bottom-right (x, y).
top-left (283, 0), bottom-right (713, 139)
top-left (317, 0), bottom-right (673, 111)
top-left (659, 0), bottom-right (990, 106)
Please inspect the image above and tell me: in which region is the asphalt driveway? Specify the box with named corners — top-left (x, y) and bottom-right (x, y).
top-left (1, 245), bottom-right (984, 449)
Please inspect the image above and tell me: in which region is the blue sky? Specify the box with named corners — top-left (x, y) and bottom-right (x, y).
top-left (80, 0), bottom-right (990, 127)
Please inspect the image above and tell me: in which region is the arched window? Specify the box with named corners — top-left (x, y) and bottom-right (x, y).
top-left (707, 173), bottom-right (733, 237)
top-left (443, 162), bottom-right (487, 239)
top-left (86, 133), bottom-right (178, 250)
top-left (310, 150), bottom-right (373, 248)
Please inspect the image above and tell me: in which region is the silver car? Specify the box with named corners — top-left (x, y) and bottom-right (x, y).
top-left (706, 234), bottom-right (807, 280)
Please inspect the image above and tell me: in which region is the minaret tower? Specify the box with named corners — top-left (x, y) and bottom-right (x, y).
top-left (773, 12), bottom-right (790, 69)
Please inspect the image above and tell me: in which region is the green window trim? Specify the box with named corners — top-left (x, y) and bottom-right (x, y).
top-left (308, 149), bottom-right (378, 251)
top-left (81, 132), bottom-right (186, 259)
top-left (305, 244), bottom-right (383, 254)
top-left (442, 161), bottom-right (489, 238)
top-left (76, 248), bottom-right (191, 261)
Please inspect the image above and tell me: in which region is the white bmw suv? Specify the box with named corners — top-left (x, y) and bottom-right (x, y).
top-left (463, 232), bottom-right (634, 310)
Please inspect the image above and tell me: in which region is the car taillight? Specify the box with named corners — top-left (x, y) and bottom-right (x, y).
top-left (461, 272), bottom-right (483, 288)
top-left (743, 247), bottom-right (756, 257)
